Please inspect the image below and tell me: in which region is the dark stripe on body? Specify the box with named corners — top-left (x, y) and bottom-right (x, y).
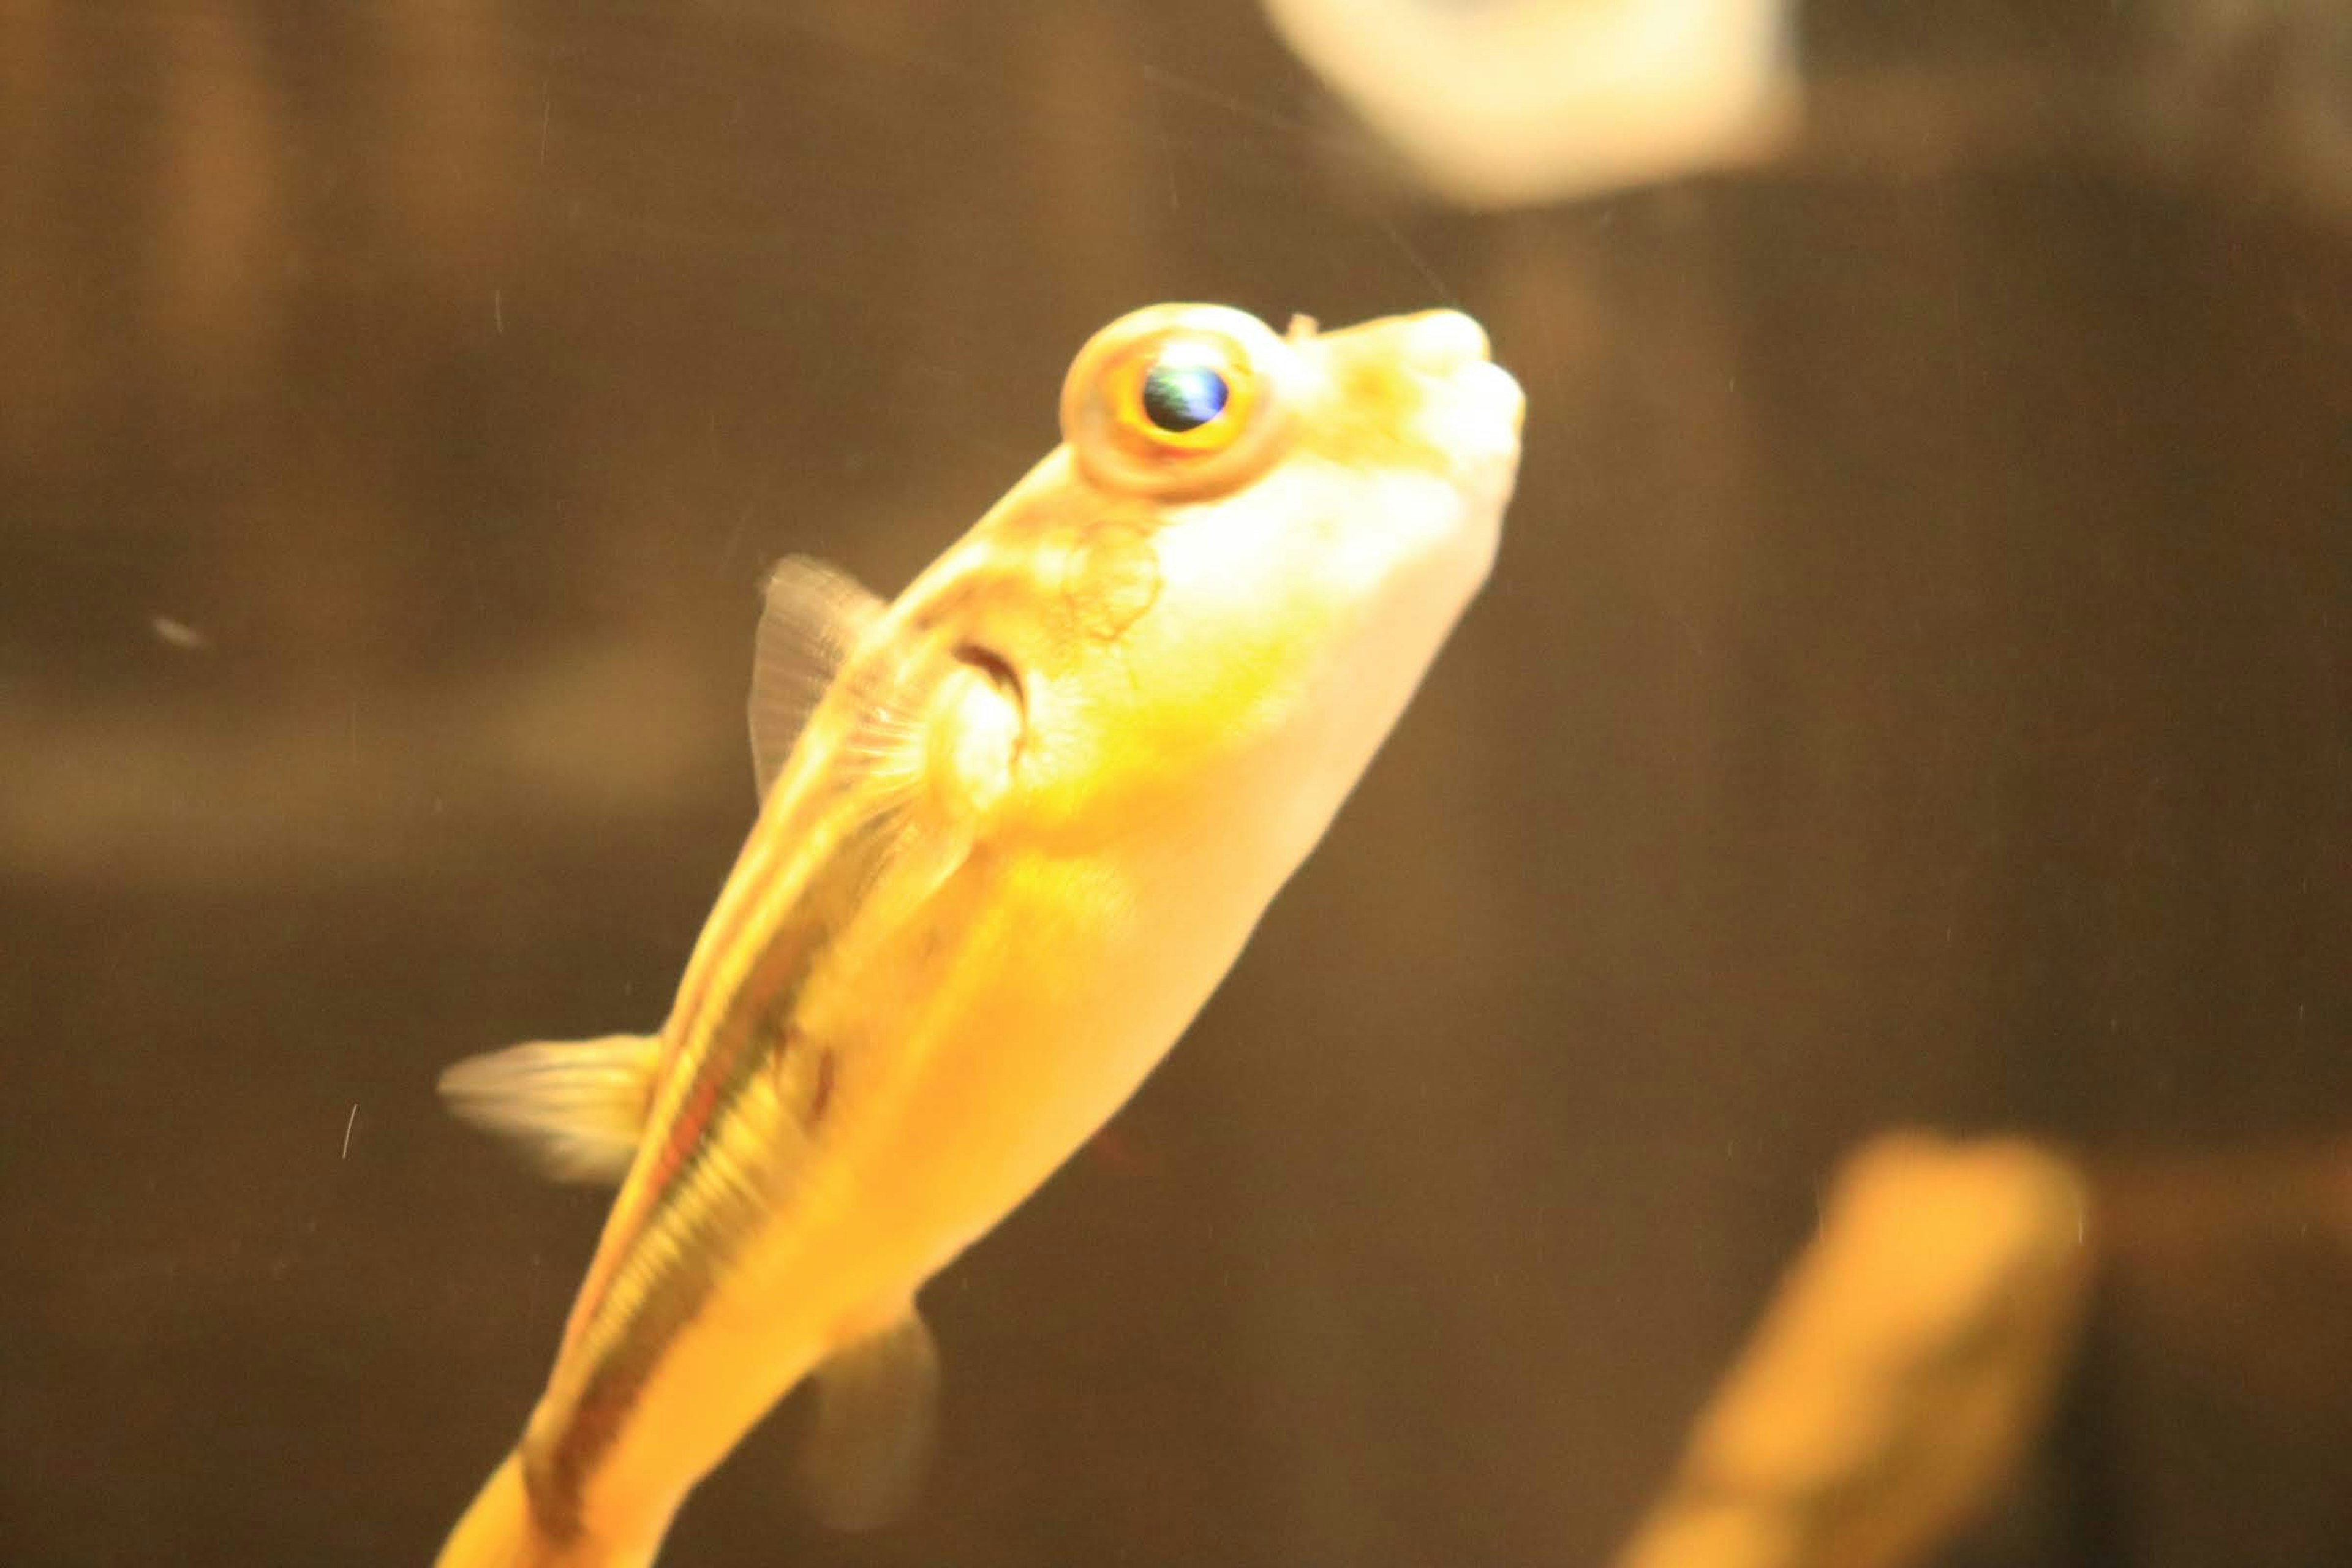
top-left (527, 808), bottom-right (892, 1540)
top-left (560, 776), bottom-right (868, 1344)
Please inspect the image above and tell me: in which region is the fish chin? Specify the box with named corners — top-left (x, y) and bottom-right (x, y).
top-left (1320, 307), bottom-right (1525, 569)
top-left (1382, 357), bottom-right (1523, 611)
top-left (1419, 357), bottom-right (1526, 518)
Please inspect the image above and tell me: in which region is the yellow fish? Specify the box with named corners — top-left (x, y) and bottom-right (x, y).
top-left (434, 303), bottom-right (1523, 1567)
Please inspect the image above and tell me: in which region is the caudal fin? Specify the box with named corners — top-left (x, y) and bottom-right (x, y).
top-left (435, 1454), bottom-right (549, 1568)
top-left (434, 1453), bottom-right (663, 1568)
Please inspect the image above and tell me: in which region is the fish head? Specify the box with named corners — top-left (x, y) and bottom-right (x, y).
top-left (933, 303), bottom-right (1523, 847)
top-left (1056, 302), bottom-right (1522, 617)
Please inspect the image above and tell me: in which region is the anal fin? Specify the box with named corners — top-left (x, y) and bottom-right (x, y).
top-left (437, 1033), bottom-right (661, 1183)
top-left (797, 1305), bottom-right (940, 1532)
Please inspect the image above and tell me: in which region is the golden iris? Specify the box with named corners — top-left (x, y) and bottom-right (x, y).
top-left (1140, 362), bottom-right (1227, 432)
top-left (1104, 337), bottom-right (1258, 456)
top-left (1060, 305), bottom-right (1299, 499)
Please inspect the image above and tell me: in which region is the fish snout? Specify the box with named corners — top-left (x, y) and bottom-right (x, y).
top-left (1394, 311), bottom-right (1523, 446)
top-left (1397, 309), bottom-right (1492, 372)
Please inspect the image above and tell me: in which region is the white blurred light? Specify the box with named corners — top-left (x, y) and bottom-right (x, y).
top-left (1265, 0), bottom-right (1801, 209)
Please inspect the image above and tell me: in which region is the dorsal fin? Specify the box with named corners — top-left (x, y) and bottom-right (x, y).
top-left (750, 557), bottom-right (888, 800)
top-left (437, 1033), bottom-right (663, 1183)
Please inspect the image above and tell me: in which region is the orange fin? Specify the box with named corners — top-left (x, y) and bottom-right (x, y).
top-left (749, 556), bottom-right (886, 799)
top-left (797, 1306), bottom-right (940, 1531)
top-left (439, 1033), bottom-right (661, 1183)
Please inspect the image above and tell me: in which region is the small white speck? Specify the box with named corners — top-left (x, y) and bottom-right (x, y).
top-left (342, 1103), bottom-right (358, 1159)
top-left (150, 616), bottom-right (211, 652)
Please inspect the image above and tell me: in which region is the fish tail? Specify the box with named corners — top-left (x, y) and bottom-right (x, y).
top-left (435, 1452), bottom-right (665, 1568)
top-left (435, 1453), bottom-right (552, 1568)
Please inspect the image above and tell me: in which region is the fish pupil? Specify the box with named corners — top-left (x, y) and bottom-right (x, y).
top-left (1140, 363), bottom-right (1228, 433)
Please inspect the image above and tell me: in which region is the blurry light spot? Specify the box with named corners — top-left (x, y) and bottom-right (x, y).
top-left (151, 616), bottom-right (212, 652)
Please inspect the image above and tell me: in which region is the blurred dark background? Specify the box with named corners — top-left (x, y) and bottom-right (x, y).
top-left (4, 2), bottom-right (2351, 1564)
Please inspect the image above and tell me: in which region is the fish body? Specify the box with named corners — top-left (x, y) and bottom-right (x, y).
top-left (435, 303), bottom-right (1523, 1567)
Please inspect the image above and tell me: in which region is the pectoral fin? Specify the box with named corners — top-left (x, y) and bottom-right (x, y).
top-left (797, 1306), bottom-right (940, 1531)
top-left (750, 556), bottom-right (887, 800)
top-left (437, 1033), bottom-right (662, 1183)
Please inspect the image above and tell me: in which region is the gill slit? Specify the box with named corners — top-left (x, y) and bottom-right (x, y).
top-left (953, 641), bottom-right (1028, 764)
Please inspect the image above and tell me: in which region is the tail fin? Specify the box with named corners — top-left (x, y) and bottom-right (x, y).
top-left (435, 1454), bottom-right (548, 1568)
top-left (434, 1453), bottom-right (665, 1568)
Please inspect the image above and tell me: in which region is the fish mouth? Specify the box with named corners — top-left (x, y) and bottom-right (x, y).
top-left (1392, 312), bottom-right (1525, 469)
top-left (1396, 311), bottom-right (1526, 447)
top-left (1453, 357), bottom-right (1526, 444)
top-left (1307, 306), bottom-right (1526, 464)
top-left (1397, 309), bottom-right (1493, 374)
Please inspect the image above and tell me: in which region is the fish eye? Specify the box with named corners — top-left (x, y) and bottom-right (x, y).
top-left (1140, 357), bottom-right (1228, 433)
top-left (1061, 306), bottom-right (1300, 500)
top-left (1115, 342), bottom-right (1245, 449)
